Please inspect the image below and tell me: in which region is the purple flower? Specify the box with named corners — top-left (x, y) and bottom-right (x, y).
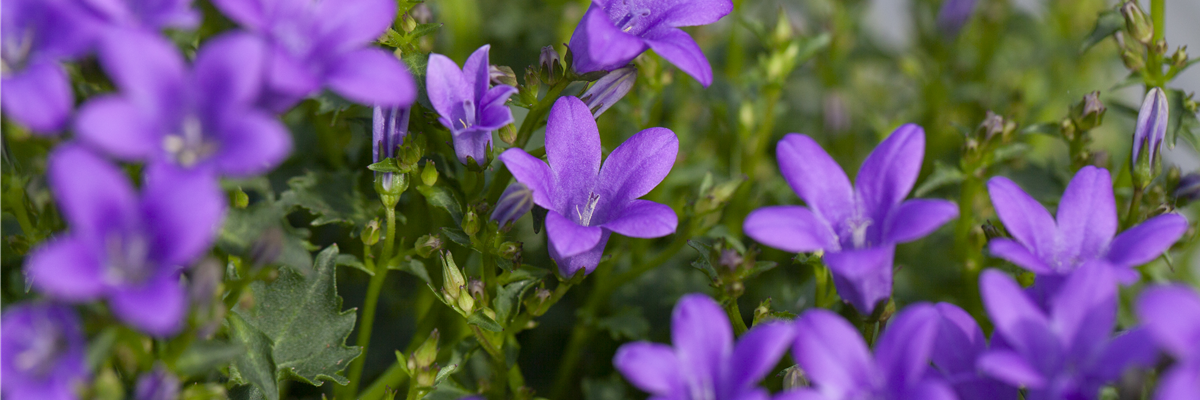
top-left (1133, 87), bottom-right (1169, 169)
top-left (986, 166), bottom-right (1187, 286)
top-left (1136, 285), bottom-right (1200, 400)
top-left (134, 364), bottom-right (180, 400)
top-left (210, 0), bottom-right (416, 111)
top-left (26, 145), bottom-right (225, 336)
top-left (977, 266), bottom-right (1158, 400)
top-left (936, 0), bottom-right (977, 37)
top-left (427, 45), bottom-right (518, 166)
top-left (1, 0), bottom-right (97, 133)
top-left (567, 0), bottom-right (732, 86)
top-left (927, 303), bottom-right (1018, 400)
top-left (614, 294), bottom-right (796, 400)
top-left (75, 30), bottom-right (291, 177)
top-left (1, 303), bottom-right (88, 400)
top-left (373, 105), bottom-right (410, 191)
top-left (784, 304), bottom-right (956, 400)
top-left (70, 0), bottom-right (198, 31)
top-left (499, 96), bottom-right (679, 277)
top-left (743, 125), bottom-right (959, 314)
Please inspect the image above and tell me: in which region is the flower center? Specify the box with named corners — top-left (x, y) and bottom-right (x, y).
top-left (575, 192), bottom-right (601, 226)
top-left (613, 8), bottom-right (652, 34)
top-left (104, 231), bottom-right (154, 286)
top-left (848, 217), bottom-right (873, 249)
top-left (15, 317), bottom-right (68, 378)
top-left (455, 100), bottom-right (477, 130)
top-left (162, 115), bottom-right (218, 167)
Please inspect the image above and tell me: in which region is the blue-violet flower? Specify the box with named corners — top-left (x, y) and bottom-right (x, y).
top-left (1137, 284), bottom-right (1200, 400)
top-left (1, 0), bottom-right (97, 133)
top-left (427, 45), bottom-right (518, 167)
top-left (1, 303), bottom-right (88, 400)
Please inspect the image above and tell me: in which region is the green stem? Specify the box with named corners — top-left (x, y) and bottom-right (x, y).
top-left (1123, 187), bottom-right (1144, 230)
top-left (344, 206), bottom-right (398, 398)
top-left (724, 299), bottom-right (748, 335)
top-left (484, 79), bottom-right (573, 203)
top-left (360, 298), bottom-right (443, 400)
top-left (1151, 0), bottom-right (1165, 45)
top-left (6, 188), bottom-right (37, 242)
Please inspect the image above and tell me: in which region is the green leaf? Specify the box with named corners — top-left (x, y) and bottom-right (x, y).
top-left (367, 159), bottom-right (402, 173)
top-left (1021, 122), bottom-right (1060, 136)
top-left (227, 313), bottom-right (278, 400)
top-left (738, 261), bottom-right (778, 280)
top-left (85, 327), bottom-right (118, 370)
top-left (493, 278), bottom-right (536, 324)
top-left (418, 185), bottom-right (464, 224)
top-left (217, 200), bottom-right (314, 273)
top-left (336, 253), bottom-right (372, 276)
top-left (991, 143), bottom-right (1033, 165)
top-left (441, 227), bottom-right (471, 247)
top-left (597, 307), bottom-right (649, 341)
top-left (914, 162), bottom-right (965, 197)
top-left (467, 310), bottom-right (504, 332)
top-left (227, 384), bottom-right (268, 400)
top-left (1079, 9), bottom-right (1123, 53)
top-left (176, 340), bottom-right (245, 377)
top-left (687, 240), bottom-right (718, 280)
top-left (279, 170), bottom-right (372, 227)
top-left (388, 257), bottom-right (432, 284)
top-left (231, 245), bottom-right (361, 393)
top-left (1167, 89), bottom-right (1200, 149)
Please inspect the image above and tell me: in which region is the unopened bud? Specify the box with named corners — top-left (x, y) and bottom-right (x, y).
top-left (409, 4), bottom-right (432, 24)
top-left (1121, 48), bottom-right (1146, 72)
top-left (187, 258), bottom-right (223, 309)
top-left (579, 66), bottom-right (636, 118)
top-left (539, 46), bottom-right (562, 82)
top-left (233, 188), bottom-right (249, 209)
top-left (415, 234), bottom-right (442, 258)
top-left (978, 111), bottom-right (1006, 140)
top-left (489, 65), bottom-right (518, 87)
top-left (414, 329), bottom-right (440, 368)
top-left (441, 252), bottom-right (466, 301)
top-left (491, 183), bottom-right (534, 229)
top-left (1171, 46), bottom-right (1189, 69)
top-left (499, 124), bottom-right (517, 145)
top-left (1175, 173), bottom-right (1200, 202)
top-left (420, 161), bottom-right (438, 187)
top-left (1121, 2), bottom-right (1154, 45)
top-left (361, 220), bottom-right (381, 246)
top-left (1132, 87), bottom-right (1169, 176)
top-left (374, 106), bottom-right (410, 192)
top-left (718, 249), bottom-right (743, 271)
top-left (462, 210), bottom-right (481, 236)
top-left (1071, 92), bottom-right (1106, 131)
top-left (134, 364), bottom-right (180, 400)
top-left (498, 241), bottom-right (522, 260)
top-left (468, 279), bottom-right (485, 300)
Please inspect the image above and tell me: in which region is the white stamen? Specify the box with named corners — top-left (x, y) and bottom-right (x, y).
top-left (575, 192), bottom-right (601, 226)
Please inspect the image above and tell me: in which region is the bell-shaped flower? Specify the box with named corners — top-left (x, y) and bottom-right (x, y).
top-left (568, 0), bottom-right (732, 86)
top-left (210, 0), bottom-right (416, 111)
top-left (614, 294), bottom-right (796, 400)
top-left (783, 304), bottom-right (957, 400)
top-left (427, 45), bottom-right (518, 167)
top-left (26, 145), bottom-right (225, 336)
top-left (71, 0), bottom-right (199, 32)
top-left (1, 0), bottom-right (98, 133)
top-left (1136, 285), bottom-right (1200, 400)
top-left (1, 303), bottom-right (88, 400)
top-left (75, 30), bottom-right (291, 177)
top-left (373, 105), bottom-right (410, 191)
top-left (500, 96), bottom-right (678, 277)
top-left (927, 303), bottom-right (1018, 400)
top-left (977, 266), bottom-right (1158, 400)
top-left (743, 124), bottom-right (959, 314)
top-left (985, 166), bottom-right (1187, 297)
top-left (1132, 87), bottom-right (1169, 170)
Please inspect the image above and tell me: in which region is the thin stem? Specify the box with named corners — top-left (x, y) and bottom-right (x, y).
top-left (360, 296), bottom-right (443, 400)
top-left (344, 206), bottom-right (398, 398)
top-left (1123, 187), bottom-right (1144, 230)
top-left (724, 299), bottom-right (748, 335)
top-left (1151, 0), bottom-right (1165, 45)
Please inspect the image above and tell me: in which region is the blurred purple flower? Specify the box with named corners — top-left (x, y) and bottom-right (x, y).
top-left (26, 145), bottom-right (225, 336)
top-left (427, 45), bottom-right (517, 166)
top-left (1, 303), bottom-right (87, 400)
top-left (75, 30), bottom-right (291, 178)
top-left (783, 304), bottom-right (956, 400)
top-left (500, 96), bottom-right (678, 277)
top-left (1133, 87), bottom-right (1169, 169)
top-left (936, 0), bottom-right (976, 38)
top-left (977, 266), bottom-right (1158, 400)
top-left (134, 364), bottom-right (180, 400)
top-left (373, 105), bottom-right (410, 191)
top-left (614, 294), bottom-right (796, 400)
top-left (743, 125), bottom-right (958, 314)
top-left (986, 166), bottom-right (1187, 290)
top-left (927, 302), bottom-right (1018, 400)
top-left (1137, 285), bottom-right (1200, 400)
top-left (210, 0), bottom-right (416, 111)
top-left (1, 0), bottom-right (97, 133)
top-left (71, 0), bottom-right (198, 31)
top-left (568, 0), bottom-right (732, 86)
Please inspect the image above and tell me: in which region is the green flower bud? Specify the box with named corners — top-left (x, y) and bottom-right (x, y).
top-left (1121, 2), bottom-right (1154, 45)
top-left (415, 234), bottom-right (442, 258)
top-left (1171, 46), bottom-right (1189, 69)
top-left (361, 220), bottom-right (381, 247)
top-left (420, 161), bottom-right (438, 187)
top-left (414, 329), bottom-right (440, 368)
top-left (462, 209), bottom-right (481, 236)
top-left (1071, 91), bottom-right (1106, 131)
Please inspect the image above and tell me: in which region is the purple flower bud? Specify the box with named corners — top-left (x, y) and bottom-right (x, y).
top-left (374, 105), bottom-right (411, 191)
top-left (134, 365), bottom-right (180, 400)
top-left (1, 303), bottom-right (88, 400)
top-left (579, 66), bottom-right (636, 118)
top-left (1176, 172), bottom-right (1200, 202)
top-left (491, 183), bottom-right (534, 228)
top-left (937, 0), bottom-right (977, 38)
top-left (1132, 87), bottom-right (1169, 169)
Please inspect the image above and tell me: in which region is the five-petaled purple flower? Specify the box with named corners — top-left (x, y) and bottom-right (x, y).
top-left (27, 145), bottom-right (225, 336)
top-left (744, 124), bottom-right (959, 314)
top-left (1137, 284), bottom-right (1200, 400)
top-left (75, 30), bottom-right (291, 177)
top-left (1, 303), bottom-right (88, 400)
top-left (927, 303), bottom-right (1018, 400)
top-left (614, 294), bottom-right (796, 400)
top-left (501, 96), bottom-right (679, 277)
top-left (977, 266), bottom-right (1158, 400)
top-left (71, 0), bottom-right (199, 32)
top-left (986, 166), bottom-right (1187, 300)
top-left (568, 0), bottom-right (733, 86)
top-left (427, 45), bottom-right (518, 167)
top-left (1, 0), bottom-right (97, 133)
top-left (211, 0), bottom-right (416, 111)
top-left (784, 304), bottom-right (957, 400)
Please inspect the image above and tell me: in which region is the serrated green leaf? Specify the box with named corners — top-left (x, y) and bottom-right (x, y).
top-left (232, 245), bottom-right (361, 391)
top-left (279, 170), bottom-right (372, 227)
top-left (217, 200), bottom-right (314, 273)
top-left (441, 227), bottom-right (471, 247)
top-left (418, 185), bottom-right (464, 224)
top-left (176, 340), bottom-right (245, 377)
top-left (914, 162), bottom-right (965, 197)
top-left (227, 314), bottom-right (278, 400)
top-left (388, 257), bottom-right (431, 284)
top-left (687, 240), bottom-right (718, 280)
top-left (493, 278), bottom-right (536, 324)
top-left (1080, 9), bottom-right (1123, 53)
top-left (467, 310), bottom-right (503, 332)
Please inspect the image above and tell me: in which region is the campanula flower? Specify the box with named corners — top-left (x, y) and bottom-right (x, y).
top-left (500, 96), bottom-right (679, 277)
top-left (784, 304), bottom-right (957, 400)
top-left (1, 0), bottom-right (97, 133)
top-left (936, 0), bottom-right (977, 38)
top-left (26, 145), bottom-right (225, 336)
top-left (1132, 87), bottom-right (1168, 170)
top-left (580, 65), bottom-right (637, 117)
top-left (492, 183), bottom-right (535, 228)
top-left (1, 303), bottom-right (88, 400)
top-left (614, 294), bottom-right (796, 400)
top-left (71, 0), bottom-right (199, 32)
top-left (374, 106), bottom-right (410, 191)
top-left (427, 45), bottom-right (518, 167)
top-left (210, 0), bottom-right (416, 111)
top-left (568, 0), bottom-right (733, 86)
top-left (1137, 285), bottom-right (1200, 400)
top-left (977, 266), bottom-right (1158, 400)
top-left (927, 303), bottom-right (1018, 400)
top-left (744, 124), bottom-right (959, 314)
top-left (985, 166), bottom-right (1187, 292)
top-left (75, 30), bottom-right (291, 177)
top-left (134, 364), bottom-right (180, 400)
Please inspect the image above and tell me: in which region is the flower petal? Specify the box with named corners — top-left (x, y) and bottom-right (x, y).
top-left (601, 200), bottom-right (677, 238)
top-left (597, 127), bottom-right (678, 206)
top-left (1055, 166), bottom-right (1117, 263)
top-left (725, 321), bottom-right (795, 394)
top-left (545, 210), bottom-right (603, 258)
top-left (824, 246), bottom-right (895, 314)
top-left (976, 349), bottom-right (1045, 388)
top-left (1156, 362), bottom-right (1200, 400)
top-left (855, 124), bottom-right (924, 218)
top-left (568, 4), bottom-right (646, 74)
top-left (97, 30), bottom-right (186, 114)
top-left (643, 28), bottom-right (713, 86)
top-left (210, 0), bottom-right (267, 29)
top-left (499, 149), bottom-right (556, 209)
top-left (776, 134), bottom-right (854, 226)
top-left (326, 47), bottom-right (416, 107)
top-left (874, 303), bottom-right (939, 388)
top-left (1, 62), bottom-right (73, 133)
top-left (883, 199), bottom-right (958, 244)
top-left (672, 294), bottom-right (733, 392)
top-left (979, 270), bottom-right (1055, 359)
top-left (194, 32), bottom-right (266, 111)
top-left (141, 165), bottom-right (225, 268)
top-left (772, 390), bottom-right (830, 400)
top-left (987, 238), bottom-right (1054, 274)
top-left (462, 45), bottom-right (491, 102)
top-left (210, 110), bottom-right (293, 177)
top-left (1106, 213), bottom-right (1187, 268)
top-left (26, 237), bottom-right (105, 301)
top-left (613, 342), bottom-right (680, 395)
top-left (109, 276), bottom-right (187, 337)
top-left (986, 176), bottom-right (1056, 263)
top-left (792, 309), bottom-right (875, 398)
top-left (929, 302), bottom-right (986, 374)
top-left (1049, 263), bottom-right (1116, 361)
top-left (902, 379), bottom-right (958, 400)
top-left (1137, 285), bottom-right (1200, 360)
top-left (744, 206), bottom-right (839, 253)
top-left (477, 85), bottom-right (518, 129)
top-left (548, 230), bottom-right (610, 277)
top-left (547, 96), bottom-right (603, 208)
top-left (451, 128), bottom-right (493, 167)
top-left (47, 145), bottom-right (139, 239)
top-left (74, 96), bottom-right (160, 161)
top-left (1087, 327), bottom-right (1159, 382)
top-left (650, 0), bottom-right (733, 27)
top-left (316, 0), bottom-right (395, 53)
